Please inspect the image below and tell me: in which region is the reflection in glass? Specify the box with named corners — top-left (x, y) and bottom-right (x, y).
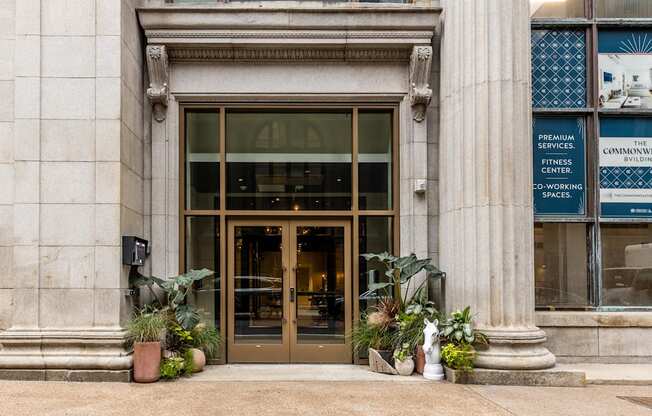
top-left (185, 110), bottom-right (219, 210)
top-left (359, 217), bottom-right (393, 313)
top-left (226, 111), bottom-right (352, 210)
top-left (185, 217), bottom-right (220, 330)
top-left (601, 224), bottom-right (652, 307)
top-left (534, 223), bottom-right (590, 308)
top-left (530, 0), bottom-right (585, 18)
top-left (597, 0), bottom-right (652, 18)
top-left (234, 226), bottom-right (284, 343)
top-left (295, 226), bottom-right (345, 344)
top-left (359, 111), bottom-right (392, 210)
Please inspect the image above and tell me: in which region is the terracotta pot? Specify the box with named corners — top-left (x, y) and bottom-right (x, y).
top-left (415, 345), bottom-right (426, 374)
top-left (191, 348), bottom-right (206, 373)
top-left (133, 341), bottom-right (161, 383)
top-left (394, 357), bottom-right (415, 376)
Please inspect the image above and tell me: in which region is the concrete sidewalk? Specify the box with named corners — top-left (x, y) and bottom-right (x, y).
top-left (1, 379), bottom-right (651, 416)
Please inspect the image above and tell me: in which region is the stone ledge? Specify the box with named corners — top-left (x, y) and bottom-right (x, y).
top-left (536, 311), bottom-right (652, 328)
top-left (444, 366), bottom-right (586, 387)
top-left (0, 369), bottom-right (132, 383)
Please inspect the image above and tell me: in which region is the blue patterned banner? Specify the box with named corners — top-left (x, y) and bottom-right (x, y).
top-left (600, 118), bottom-right (652, 218)
top-left (532, 30), bottom-right (587, 108)
top-left (533, 117), bottom-right (586, 216)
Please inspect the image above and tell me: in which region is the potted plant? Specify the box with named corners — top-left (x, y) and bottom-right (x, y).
top-left (189, 322), bottom-right (222, 372)
top-left (394, 296), bottom-right (439, 374)
top-left (126, 309), bottom-right (167, 383)
top-left (393, 343), bottom-right (415, 376)
top-left (439, 306), bottom-right (488, 382)
top-left (354, 252), bottom-right (444, 374)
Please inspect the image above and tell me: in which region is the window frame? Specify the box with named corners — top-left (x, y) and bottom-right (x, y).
top-left (179, 103), bottom-right (400, 362)
top-left (532, 0), bottom-right (652, 311)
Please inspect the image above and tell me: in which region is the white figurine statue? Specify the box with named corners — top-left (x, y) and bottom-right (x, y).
top-left (422, 318), bottom-right (445, 380)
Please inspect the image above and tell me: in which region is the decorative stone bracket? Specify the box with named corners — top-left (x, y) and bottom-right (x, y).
top-left (146, 45), bottom-right (169, 122)
top-left (409, 46), bottom-right (433, 122)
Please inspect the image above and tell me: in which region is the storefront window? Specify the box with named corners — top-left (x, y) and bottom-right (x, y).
top-left (596, 0), bottom-right (652, 18)
top-left (358, 111), bottom-right (392, 210)
top-left (226, 110), bottom-right (352, 210)
top-left (185, 216), bottom-right (220, 329)
top-left (185, 110), bottom-right (219, 210)
top-left (535, 223), bottom-right (590, 308)
top-left (601, 224), bottom-right (652, 306)
top-left (530, 0), bottom-right (585, 18)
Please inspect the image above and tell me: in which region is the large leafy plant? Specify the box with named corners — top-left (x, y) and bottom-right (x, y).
top-left (361, 252), bottom-right (443, 309)
top-left (131, 268), bottom-right (213, 330)
top-left (440, 306), bottom-right (487, 346)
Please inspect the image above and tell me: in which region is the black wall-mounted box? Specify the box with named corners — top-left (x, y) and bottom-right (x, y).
top-left (122, 236), bottom-right (148, 266)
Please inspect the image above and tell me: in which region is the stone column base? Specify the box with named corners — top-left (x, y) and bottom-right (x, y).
top-left (474, 328), bottom-right (556, 370)
top-left (0, 328), bottom-right (132, 381)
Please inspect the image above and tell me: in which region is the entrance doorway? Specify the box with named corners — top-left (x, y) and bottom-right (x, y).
top-left (227, 219), bottom-right (352, 363)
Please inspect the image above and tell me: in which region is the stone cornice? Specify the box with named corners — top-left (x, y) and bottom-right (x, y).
top-left (138, 7), bottom-right (440, 56)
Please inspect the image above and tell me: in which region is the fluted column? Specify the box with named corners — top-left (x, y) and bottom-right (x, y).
top-left (439, 0), bottom-right (555, 369)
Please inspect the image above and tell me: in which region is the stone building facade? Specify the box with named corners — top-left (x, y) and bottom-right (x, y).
top-left (0, 0), bottom-right (649, 381)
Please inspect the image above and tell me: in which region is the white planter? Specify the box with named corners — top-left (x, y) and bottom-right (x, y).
top-left (394, 357), bottom-right (415, 376)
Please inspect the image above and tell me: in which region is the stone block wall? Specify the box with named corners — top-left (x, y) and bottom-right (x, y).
top-left (0, 0), bottom-right (143, 379)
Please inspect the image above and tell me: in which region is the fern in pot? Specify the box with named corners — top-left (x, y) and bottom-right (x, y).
top-left (126, 309), bottom-right (166, 383)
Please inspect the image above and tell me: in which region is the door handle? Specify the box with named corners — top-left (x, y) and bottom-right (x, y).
top-left (290, 287), bottom-right (295, 303)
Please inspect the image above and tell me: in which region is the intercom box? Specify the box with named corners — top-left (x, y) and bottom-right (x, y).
top-left (122, 236), bottom-right (148, 266)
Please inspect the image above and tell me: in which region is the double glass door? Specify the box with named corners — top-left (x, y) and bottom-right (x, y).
top-left (227, 220), bottom-right (351, 363)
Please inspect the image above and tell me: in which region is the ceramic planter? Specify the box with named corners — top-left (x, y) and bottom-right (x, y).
top-left (394, 356), bottom-right (415, 376)
top-left (191, 348), bottom-right (206, 373)
top-left (133, 341), bottom-right (161, 383)
top-left (415, 346), bottom-right (425, 374)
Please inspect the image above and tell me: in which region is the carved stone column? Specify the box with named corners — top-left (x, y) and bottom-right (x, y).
top-left (146, 45), bottom-right (169, 122)
top-left (439, 0), bottom-right (555, 369)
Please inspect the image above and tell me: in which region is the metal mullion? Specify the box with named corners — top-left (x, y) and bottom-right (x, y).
top-left (224, 210), bottom-right (354, 217)
top-left (590, 22), bottom-right (602, 307)
top-left (352, 214), bottom-right (360, 365)
top-left (179, 106), bottom-right (186, 274)
top-left (352, 108), bottom-right (359, 214)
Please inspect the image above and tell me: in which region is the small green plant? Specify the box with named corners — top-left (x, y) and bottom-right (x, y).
top-left (393, 343), bottom-right (412, 362)
top-left (393, 298), bottom-right (440, 351)
top-left (191, 323), bottom-right (222, 360)
top-left (159, 350), bottom-right (194, 380)
top-left (125, 309), bottom-right (166, 345)
top-left (440, 306), bottom-right (487, 346)
top-left (160, 357), bottom-right (185, 379)
top-left (351, 316), bottom-right (395, 353)
top-left (441, 343), bottom-right (475, 372)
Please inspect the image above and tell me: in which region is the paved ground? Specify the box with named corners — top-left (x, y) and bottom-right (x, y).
top-left (1, 379), bottom-right (651, 416)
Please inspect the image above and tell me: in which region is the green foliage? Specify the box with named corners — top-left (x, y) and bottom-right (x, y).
top-left (160, 357), bottom-right (185, 379)
top-left (131, 269), bottom-right (214, 330)
top-left (441, 343), bottom-right (475, 372)
top-left (392, 300), bottom-right (440, 351)
top-left (191, 323), bottom-right (222, 360)
top-left (165, 319), bottom-right (194, 352)
top-left (125, 309), bottom-right (166, 344)
top-left (440, 306), bottom-right (487, 346)
top-left (361, 252), bottom-right (443, 308)
top-left (351, 316), bottom-right (395, 352)
top-left (159, 350), bottom-right (194, 380)
top-left (393, 343), bottom-right (412, 362)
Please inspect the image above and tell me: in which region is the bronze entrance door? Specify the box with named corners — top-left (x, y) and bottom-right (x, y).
top-left (227, 219), bottom-right (352, 363)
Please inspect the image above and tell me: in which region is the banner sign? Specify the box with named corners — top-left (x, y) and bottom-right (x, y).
top-left (600, 118), bottom-right (652, 218)
top-left (533, 117), bottom-right (586, 216)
